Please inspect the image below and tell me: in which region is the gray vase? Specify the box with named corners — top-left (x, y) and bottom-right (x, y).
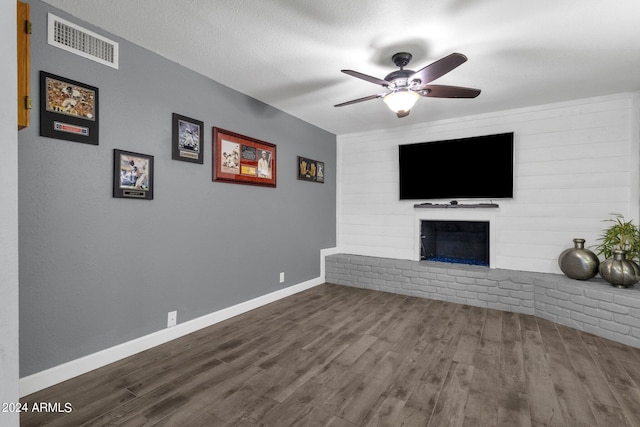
top-left (598, 249), bottom-right (639, 288)
top-left (558, 238), bottom-right (600, 280)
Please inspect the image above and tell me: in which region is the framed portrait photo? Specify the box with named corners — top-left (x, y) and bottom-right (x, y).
top-left (213, 127), bottom-right (276, 187)
top-left (172, 113), bottom-right (204, 164)
top-left (40, 71), bottom-right (99, 145)
top-left (298, 156), bottom-right (325, 183)
top-left (113, 149), bottom-right (154, 200)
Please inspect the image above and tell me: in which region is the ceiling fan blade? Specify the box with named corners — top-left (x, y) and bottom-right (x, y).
top-left (409, 53), bottom-right (468, 85)
top-left (420, 84), bottom-right (481, 98)
top-left (334, 93), bottom-right (385, 107)
top-left (341, 70), bottom-right (391, 87)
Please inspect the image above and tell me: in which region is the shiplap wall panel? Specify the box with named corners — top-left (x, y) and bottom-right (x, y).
top-left (518, 172), bottom-right (629, 190)
top-left (337, 93), bottom-right (640, 273)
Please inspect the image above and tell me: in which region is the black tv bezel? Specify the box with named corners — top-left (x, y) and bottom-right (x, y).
top-left (398, 132), bottom-right (514, 200)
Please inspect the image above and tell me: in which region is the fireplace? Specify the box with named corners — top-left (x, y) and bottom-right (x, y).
top-left (420, 220), bottom-right (489, 266)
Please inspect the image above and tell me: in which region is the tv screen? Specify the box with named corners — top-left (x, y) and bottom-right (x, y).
top-left (399, 132), bottom-right (514, 200)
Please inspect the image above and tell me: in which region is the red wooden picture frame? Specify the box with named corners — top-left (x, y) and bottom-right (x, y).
top-left (213, 127), bottom-right (276, 188)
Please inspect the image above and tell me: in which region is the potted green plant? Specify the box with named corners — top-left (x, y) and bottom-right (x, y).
top-left (594, 214), bottom-right (640, 288)
top-left (594, 214), bottom-right (640, 260)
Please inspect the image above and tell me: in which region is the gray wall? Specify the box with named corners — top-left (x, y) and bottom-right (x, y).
top-left (19, 0), bottom-right (336, 377)
top-left (1, 1), bottom-right (20, 424)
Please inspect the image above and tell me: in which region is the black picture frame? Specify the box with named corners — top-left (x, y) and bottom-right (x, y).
top-left (297, 156), bottom-right (325, 183)
top-left (40, 71), bottom-right (99, 145)
top-left (172, 113), bottom-right (204, 164)
top-left (113, 149), bottom-right (154, 200)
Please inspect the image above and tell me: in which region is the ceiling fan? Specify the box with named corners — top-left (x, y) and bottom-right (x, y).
top-left (334, 52), bottom-right (480, 118)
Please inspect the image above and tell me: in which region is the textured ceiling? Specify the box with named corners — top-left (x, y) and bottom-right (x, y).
top-left (42, 0), bottom-right (640, 135)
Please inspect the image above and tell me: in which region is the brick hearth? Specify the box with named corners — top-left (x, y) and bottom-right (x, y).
top-left (325, 254), bottom-right (640, 349)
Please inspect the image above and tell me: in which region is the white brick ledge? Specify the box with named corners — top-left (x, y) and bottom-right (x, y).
top-left (325, 254), bottom-right (640, 349)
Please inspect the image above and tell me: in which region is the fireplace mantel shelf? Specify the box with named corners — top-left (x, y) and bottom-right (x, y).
top-left (414, 203), bottom-right (499, 209)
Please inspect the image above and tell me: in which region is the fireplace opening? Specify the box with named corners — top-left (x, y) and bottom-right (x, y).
top-left (420, 220), bottom-right (489, 266)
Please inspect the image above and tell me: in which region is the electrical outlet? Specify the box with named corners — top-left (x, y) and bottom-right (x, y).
top-left (167, 311), bottom-right (177, 328)
top-left (280, 272), bottom-right (285, 283)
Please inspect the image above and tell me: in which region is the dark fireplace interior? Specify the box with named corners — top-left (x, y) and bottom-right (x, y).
top-left (420, 220), bottom-right (489, 266)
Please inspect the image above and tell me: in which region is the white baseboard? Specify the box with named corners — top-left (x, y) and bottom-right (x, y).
top-left (20, 247), bottom-right (338, 397)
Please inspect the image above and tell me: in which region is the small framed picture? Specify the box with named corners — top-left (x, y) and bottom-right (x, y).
top-left (40, 71), bottom-right (99, 145)
top-left (213, 127), bottom-right (276, 187)
top-left (298, 156), bottom-right (325, 183)
top-left (172, 113), bottom-right (204, 164)
top-left (113, 149), bottom-right (154, 200)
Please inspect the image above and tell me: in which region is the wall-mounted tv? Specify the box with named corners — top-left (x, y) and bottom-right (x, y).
top-left (399, 132), bottom-right (514, 200)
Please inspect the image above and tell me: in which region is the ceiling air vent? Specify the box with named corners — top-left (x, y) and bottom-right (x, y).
top-left (47, 13), bottom-right (119, 69)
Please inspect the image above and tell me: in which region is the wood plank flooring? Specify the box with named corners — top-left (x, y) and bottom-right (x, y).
top-left (20, 283), bottom-right (640, 426)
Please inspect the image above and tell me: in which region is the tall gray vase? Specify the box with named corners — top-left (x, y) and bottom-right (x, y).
top-left (558, 238), bottom-right (600, 280)
top-left (598, 249), bottom-right (639, 288)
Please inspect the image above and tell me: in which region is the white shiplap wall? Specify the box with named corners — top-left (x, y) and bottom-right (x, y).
top-left (337, 92), bottom-right (640, 274)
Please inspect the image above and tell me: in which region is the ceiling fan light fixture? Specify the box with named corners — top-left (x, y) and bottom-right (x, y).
top-left (383, 90), bottom-right (419, 116)
top-left (335, 52), bottom-right (479, 117)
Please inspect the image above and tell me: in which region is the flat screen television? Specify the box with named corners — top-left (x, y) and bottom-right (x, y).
top-left (399, 132), bottom-right (514, 200)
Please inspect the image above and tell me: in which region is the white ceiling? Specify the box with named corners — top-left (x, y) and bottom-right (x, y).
top-left (42, 0), bottom-right (640, 135)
